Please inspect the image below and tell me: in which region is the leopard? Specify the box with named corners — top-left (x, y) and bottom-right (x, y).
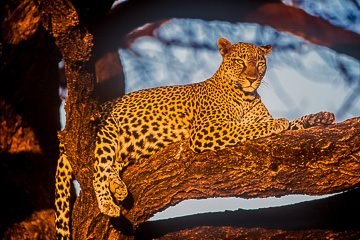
top-left (55, 38), bottom-right (335, 239)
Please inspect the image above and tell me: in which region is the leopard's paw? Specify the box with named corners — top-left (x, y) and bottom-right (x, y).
top-left (272, 118), bottom-right (289, 134)
top-left (109, 180), bottom-right (128, 202)
top-left (99, 200), bottom-right (121, 217)
top-left (306, 112), bottom-right (335, 127)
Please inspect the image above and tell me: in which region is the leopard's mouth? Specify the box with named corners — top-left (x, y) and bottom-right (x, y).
top-left (242, 86), bottom-right (256, 92)
top-left (232, 75), bottom-right (261, 93)
top-left (242, 79), bottom-right (261, 92)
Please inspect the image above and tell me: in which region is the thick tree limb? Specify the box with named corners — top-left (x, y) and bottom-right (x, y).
top-left (120, 117), bottom-right (360, 229)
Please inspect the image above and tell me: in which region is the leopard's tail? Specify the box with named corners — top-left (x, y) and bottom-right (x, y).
top-left (55, 144), bottom-right (73, 240)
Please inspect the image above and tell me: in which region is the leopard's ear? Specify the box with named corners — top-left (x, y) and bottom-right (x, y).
top-left (218, 38), bottom-right (233, 57)
top-left (260, 44), bottom-right (272, 56)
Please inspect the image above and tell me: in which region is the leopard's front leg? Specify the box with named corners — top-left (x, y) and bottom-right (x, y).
top-left (189, 118), bottom-right (289, 152)
top-left (289, 111), bottom-right (335, 130)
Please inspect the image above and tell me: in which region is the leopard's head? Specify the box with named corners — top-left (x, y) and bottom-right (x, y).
top-left (217, 38), bottom-right (272, 93)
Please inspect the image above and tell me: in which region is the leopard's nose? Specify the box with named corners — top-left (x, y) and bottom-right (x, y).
top-left (246, 77), bottom-right (257, 83)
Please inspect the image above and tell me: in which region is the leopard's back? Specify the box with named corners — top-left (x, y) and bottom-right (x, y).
top-left (99, 84), bottom-right (197, 163)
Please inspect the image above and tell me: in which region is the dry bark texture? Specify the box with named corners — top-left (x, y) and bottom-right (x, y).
top-left (35, 0), bottom-right (100, 239)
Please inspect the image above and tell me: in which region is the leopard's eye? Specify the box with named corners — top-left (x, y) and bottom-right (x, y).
top-left (233, 59), bottom-right (245, 66)
top-left (257, 62), bottom-right (266, 71)
top-left (257, 62), bottom-right (265, 67)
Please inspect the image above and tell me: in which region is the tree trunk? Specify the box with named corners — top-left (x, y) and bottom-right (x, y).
top-left (36, 0), bottom-right (101, 239)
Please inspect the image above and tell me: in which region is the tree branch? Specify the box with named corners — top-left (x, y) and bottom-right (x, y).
top-left (72, 116), bottom-right (360, 239)
top-left (117, 117), bottom-right (360, 232)
top-left (37, 0), bottom-right (101, 239)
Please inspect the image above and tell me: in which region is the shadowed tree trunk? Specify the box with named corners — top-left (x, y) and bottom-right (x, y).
top-left (0, 0), bottom-right (61, 235)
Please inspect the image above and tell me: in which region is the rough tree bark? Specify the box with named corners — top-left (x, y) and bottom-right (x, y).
top-left (122, 117), bottom-right (360, 226)
top-left (36, 0), bottom-right (102, 239)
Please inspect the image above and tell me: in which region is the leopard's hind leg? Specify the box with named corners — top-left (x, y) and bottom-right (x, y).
top-left (93, 122), bottom-right (128, 217)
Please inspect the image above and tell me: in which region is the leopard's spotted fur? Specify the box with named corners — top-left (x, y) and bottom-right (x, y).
top-left (55, 38), bottom-right (335, 239)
